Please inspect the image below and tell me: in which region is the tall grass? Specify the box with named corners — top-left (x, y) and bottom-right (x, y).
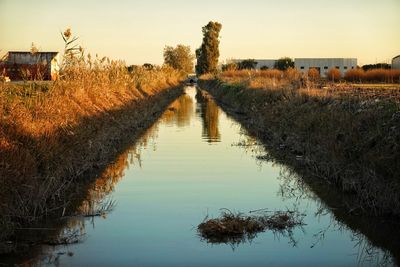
top-left (215, 69), bottom-right (302, 91)
top-left (0, 29), bottom-right (184, 248)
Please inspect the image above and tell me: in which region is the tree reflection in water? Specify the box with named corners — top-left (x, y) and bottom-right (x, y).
top-left (195, 89), bottom-right (221, 143)
top-left (162, 92), bottom-right (194, 127)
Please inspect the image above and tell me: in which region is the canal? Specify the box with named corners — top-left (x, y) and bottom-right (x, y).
top-left (19, 86), bottom-right (397, 266)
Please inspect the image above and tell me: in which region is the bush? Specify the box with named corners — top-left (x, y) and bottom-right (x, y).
top-left (221, 62), bottom-right (238, 71)
top-left (326, 68), bottom-right (341, 82)
top-left (344, 69), bottom-right (365, 82)
top-left (237, 59), bottom-right (257, 70)
top-left (307, 68), bottom-right (320, 81)
top-left (274, 57), bottom-right (294, 71)
top-left (344, 69), bottom-right (400, 83)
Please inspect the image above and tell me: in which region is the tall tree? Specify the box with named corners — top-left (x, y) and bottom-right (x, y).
top-left (163, 44), bottom-right (194, 74)
top-left (195, 21), bottom-right (222, 75)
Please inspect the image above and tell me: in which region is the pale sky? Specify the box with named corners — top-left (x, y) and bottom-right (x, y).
top-left (0, 0), bottom-right (399, 66)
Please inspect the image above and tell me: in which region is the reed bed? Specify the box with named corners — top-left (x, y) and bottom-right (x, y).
top-left (0, 42), bottom-right (184, 250)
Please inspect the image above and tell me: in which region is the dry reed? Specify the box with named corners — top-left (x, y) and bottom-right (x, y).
top-left (0, 29), bottom-right (184, 249)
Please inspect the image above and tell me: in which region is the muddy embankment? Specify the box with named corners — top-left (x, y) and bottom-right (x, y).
top-left (0, 85), bottom-right (184, 254)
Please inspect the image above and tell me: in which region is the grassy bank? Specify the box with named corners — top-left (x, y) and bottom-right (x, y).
top-left (0, 57), bottom-right (184, 251)
top-left (199, 70), bottom-right (400, 216)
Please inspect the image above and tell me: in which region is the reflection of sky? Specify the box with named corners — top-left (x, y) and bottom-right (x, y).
top-left (43, 87), bottom-right (392, 267)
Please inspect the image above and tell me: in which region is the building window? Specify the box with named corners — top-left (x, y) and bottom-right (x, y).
top-left (300, 66), bottom-right (304, 69)
top-left (324, 66), bottom-right (328, 70)
top-left (335, 66), bottom-right (340, 69)
top-left (344, 66), bottom-right (348, 69)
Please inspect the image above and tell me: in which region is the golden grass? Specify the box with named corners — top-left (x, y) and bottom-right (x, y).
top-left (207, 69), bottom-right (400, 102)
top-left (0, 51), bottom-right (184, 247)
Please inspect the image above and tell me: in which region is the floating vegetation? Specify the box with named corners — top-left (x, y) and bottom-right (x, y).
top-left (198, 209), bottom-right (305, 245)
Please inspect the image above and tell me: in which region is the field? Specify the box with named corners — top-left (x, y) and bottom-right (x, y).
top-left (217, 69), bottom-right (400, 101)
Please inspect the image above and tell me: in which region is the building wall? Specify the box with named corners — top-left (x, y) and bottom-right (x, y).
top-left (294, 58), bottom-right (357, 77)
top-left (392, 56), bottom-right (400, 70)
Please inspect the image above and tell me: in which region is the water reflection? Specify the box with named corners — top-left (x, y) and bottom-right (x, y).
top-left (7, 110), bottom-right (165, 266)
top-left (247, 139), bottom-right (400, 266)
top-left (162, 92), bottom-right (193, 127)
top-left (195, 89), bottom-right (221, 143)
top-left (224, 117), bottom-right (399, 266)
top-left (7, 86), bottom-right (399, 267)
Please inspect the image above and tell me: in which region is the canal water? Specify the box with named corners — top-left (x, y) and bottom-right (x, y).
top-left (28, 86), bottom-right (395, 266)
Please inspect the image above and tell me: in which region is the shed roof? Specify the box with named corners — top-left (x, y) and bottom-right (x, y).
top-left (7, 51), bottom-right (59, 55)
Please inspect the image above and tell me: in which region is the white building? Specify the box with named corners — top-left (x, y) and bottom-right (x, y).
top-left (226, 59), bottom-right (277, 70)
top-left (392, 55), bottom-right (400, 69)
top-left (295, 58), bottom-right (357, 77)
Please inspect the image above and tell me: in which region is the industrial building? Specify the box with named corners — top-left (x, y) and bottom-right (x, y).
top-left (226, 58), bottom-right (358, 77)
top-left (294, 58), bottom-right (357, 77)
top-left (0, 51), bottom-right (59, 81)
top-left (392, 55), bottom-right (400, 69)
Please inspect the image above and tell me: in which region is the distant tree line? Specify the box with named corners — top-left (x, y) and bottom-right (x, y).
top-left (126, 44), bottom-right (195, 74)
top-left (126, 63), bottom-right (155, 72)
top-left (361, 63), bottom-right (391, 71)
top-left (221, 57), bottom-right (295, 71)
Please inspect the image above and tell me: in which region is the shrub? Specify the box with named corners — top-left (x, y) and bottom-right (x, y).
top-left (221, 62), bottom-right (238, 71)
top-left (307, 68), bottom-right (320, 81)
top-left (274, 57), bottom-right (295, 71)
top-left (326, 68), bottom-right (341, 82)
top-left (237, 59), bottom-right (257, 70)
top-left (344, 68), bottom-right (365, 82)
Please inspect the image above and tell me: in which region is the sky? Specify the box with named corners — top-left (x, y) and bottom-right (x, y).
top-left (0, 0), bottom-right (399, 66)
